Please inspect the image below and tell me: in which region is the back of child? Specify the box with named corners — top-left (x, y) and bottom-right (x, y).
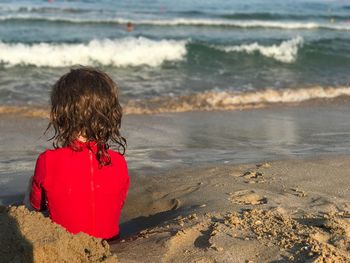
top-left (30, 67), bottom-right (129, 239)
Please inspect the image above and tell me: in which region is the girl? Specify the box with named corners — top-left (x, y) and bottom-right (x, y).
top-left (30, 67), bottom-right (129, 240)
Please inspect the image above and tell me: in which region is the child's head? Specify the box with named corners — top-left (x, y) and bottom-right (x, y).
top-left (48, 67), bottom-right (126, 166)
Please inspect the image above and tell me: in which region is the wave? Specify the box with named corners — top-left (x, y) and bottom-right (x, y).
top-left (221, 12), bottom-right (350, 21)
top-left (213, 37), bottom-right (304, 63)
top-left (3, 86), bottom-right (350, 117)
top-left (1, 5), bottom-right (350, 21)
top-left (124, 86), bottom-right (350, 114)
top-left (1, 15), bottom-right (350, 31)
top-left (0, 37), bottom-right (187, 67)
top-left (0, 6), bottom-right (92, 14)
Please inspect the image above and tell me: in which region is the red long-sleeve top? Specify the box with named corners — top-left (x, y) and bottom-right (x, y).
top-left (30, 140), bottom-right (129, 239)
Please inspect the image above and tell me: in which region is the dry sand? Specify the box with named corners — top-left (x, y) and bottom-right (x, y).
top-left (0, 206), bottom-right (118, 263)
top-left (1, 156), bottom-right (350, 262)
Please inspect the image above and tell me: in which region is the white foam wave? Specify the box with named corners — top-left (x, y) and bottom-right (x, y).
top-left (2, 86), bottom-right (350, 117)
top-left (130, 19), bottom-right (326, 30)
top-left (0, 37), bottom-right (187, 67)
top-left (203, 86), bottom-right (350, 106)
top-left (0, 6), bottom-right (88, 13)
top-left (216, 37), bottom-right (304, 63)
top-left (1, 15), bottom-right (350, 31)
top-left (124, 86), bottom-right (350, 114)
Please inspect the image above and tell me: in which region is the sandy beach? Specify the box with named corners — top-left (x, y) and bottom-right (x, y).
top-left (1, 154), bottom-right (349, 262)
top-left (1, 0), bottom-right (350, 262)
top-left (1, 102), bottom-right (350, 263)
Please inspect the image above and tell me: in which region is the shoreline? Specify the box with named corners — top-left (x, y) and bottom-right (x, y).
top-left (1, 90), bottom-right (350, 119)
top-left (2, 99), bottom-right (350, 205)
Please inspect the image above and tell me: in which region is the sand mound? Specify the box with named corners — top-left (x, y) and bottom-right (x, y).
top-left (230, 209), bottom-right (350, 262)
top-left (0, 206), bottom-right (117, 263)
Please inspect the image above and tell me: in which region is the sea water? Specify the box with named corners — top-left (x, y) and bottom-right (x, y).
top-left (1, 0), bottom-right (350, 204)
top-left (0, 0), bottom-right (349, 108)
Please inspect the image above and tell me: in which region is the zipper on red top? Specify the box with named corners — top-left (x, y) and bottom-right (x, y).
top-left (89, 150), bottom-right (96, 235)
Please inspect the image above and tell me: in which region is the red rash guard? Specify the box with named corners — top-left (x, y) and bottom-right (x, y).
top-left (30, 141), bottom-right (129, 239)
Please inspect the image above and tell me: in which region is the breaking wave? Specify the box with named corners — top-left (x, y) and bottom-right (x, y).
top-left (1, 15), bottom-right (350, 31)
top-left (124, 86), bottom-right (350, 114)
top-left (214, 36), bottom-right (304, 63)
top-left (0, 37), bottom-right (187, 67)
top-left (2, 86), bottom-right (350, 117)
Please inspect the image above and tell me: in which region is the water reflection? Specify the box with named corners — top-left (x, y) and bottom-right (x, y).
top-left (2, 104), bottom-right (350, 202)
top-left (125, 104), bottom-right (350, 171)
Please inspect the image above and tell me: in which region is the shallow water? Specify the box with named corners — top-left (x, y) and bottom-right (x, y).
top-left (2, 102), bottom-right (350, 205)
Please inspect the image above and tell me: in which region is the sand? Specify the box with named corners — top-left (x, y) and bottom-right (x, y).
top-left (1, 156), bottom-right (350, 262)
top-left (0, 206), bottom-right (118, 263)
top-left (115, 156), bottom-right (350, 262)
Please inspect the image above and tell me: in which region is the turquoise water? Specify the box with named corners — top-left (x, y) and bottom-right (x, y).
top-left (0, 0), bottom-right (349, 107)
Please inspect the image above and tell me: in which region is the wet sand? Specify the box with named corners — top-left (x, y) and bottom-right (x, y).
top-left (115, 156), bottom-right (350, 262)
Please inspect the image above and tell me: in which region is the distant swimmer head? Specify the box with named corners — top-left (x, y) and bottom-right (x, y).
top-left (48, 66), bottom-right (126, 165)
top-left (126, 22), bottom-right (134, 32)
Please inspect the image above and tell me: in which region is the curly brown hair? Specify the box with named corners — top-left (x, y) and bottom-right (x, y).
top-left (47, 67), bottom-right (126, 166)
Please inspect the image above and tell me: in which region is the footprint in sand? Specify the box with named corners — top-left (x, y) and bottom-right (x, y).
top-left (256, 162), bottom-right (271, 168)
top-left (242, 171), bottom-right (263, 179)
top-left (165, 225), bottom-right (201, 260)
top-left (289, 187), bottom-right (307, 197)
top-left (229, 190), bottom-right (267, 205)
top-left (150, 198), bottom-right (181, 214)
top-left (241, 170), bottom-right (266, 184)
top-left (149, 184), bottom-right (200, 214)
top-left (164, 223), bottom-right (215, 262)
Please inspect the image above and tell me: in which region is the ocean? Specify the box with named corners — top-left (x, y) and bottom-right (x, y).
top-left (0, 0), bottom-right (349, 110)
top-left (1, 0), bottom-right (350, 204)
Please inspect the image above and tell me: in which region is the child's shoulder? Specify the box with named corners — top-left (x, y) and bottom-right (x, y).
top-left (36, 147), bottom-right (70, 159)
top-left (35, 149), bottom-right (55, 164)
top-left (108, 149), bottom-right (126, 162)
